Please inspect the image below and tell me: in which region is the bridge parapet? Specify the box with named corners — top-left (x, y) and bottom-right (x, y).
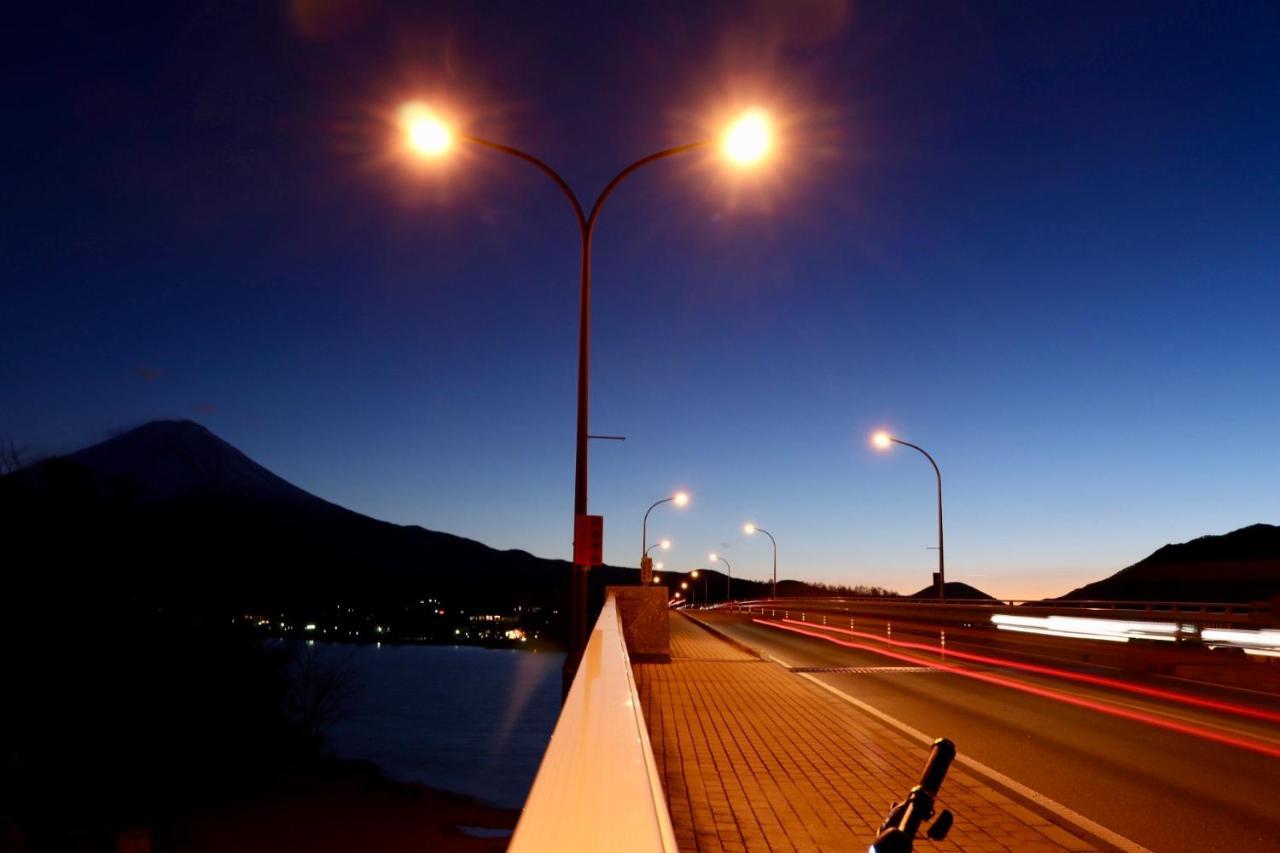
top-left (510, 593), bottom-right (677, 853)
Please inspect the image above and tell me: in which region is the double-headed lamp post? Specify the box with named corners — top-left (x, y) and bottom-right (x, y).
top-left (743, 523), bottom-right (778, 599)
top-left (709, 552), bottom-right (732, 602)
top-left (873, 430), bottom-right (945, 601)
top-left (399, 104), bottom-right (771, 677)
top-left (643, 493), bottom-right (688, 583)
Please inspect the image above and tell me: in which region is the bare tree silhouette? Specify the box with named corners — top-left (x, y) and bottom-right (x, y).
top-left (285, 644), bottom-right (361, 742)
top-left (0, 437), bottom-right (27, 475)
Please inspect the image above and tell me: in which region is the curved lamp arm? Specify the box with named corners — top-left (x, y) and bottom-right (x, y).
top-left (889, 438), bottom-right (945, 600)
top-left (643, 496), bottom-right (675, 557)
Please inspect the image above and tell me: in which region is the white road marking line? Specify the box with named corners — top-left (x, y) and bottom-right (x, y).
top-left (792, 669), bottom-right (1154, 853)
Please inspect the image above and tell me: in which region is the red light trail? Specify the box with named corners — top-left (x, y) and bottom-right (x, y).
top-left (754, 618), bottom-right (1280, 760)
top-left (776, 617), bottom-right (1280, 726)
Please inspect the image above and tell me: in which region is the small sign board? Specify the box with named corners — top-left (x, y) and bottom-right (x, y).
top-left (574, 514), bottom-right (604, 566)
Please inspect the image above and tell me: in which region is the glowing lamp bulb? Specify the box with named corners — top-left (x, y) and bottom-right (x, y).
top-left (872, 431), bottom-right (893, 450)
top-left (673, 491), bottom-right (690, 507)
top-left (743, 523), bottom-right (756, 535)
top-left (659, 539), bottom-right (672, 550)
top-left (709, 552), bottom-right (718, 562)
top-left (655, 562), bottom-right (664, 570)
top-left (724, 109), bottom-right (771, 165)
top-left (652, 575), bottom-right (662, 584)
top-left (691, 570), bottom-right (700, 578)
top-left (401, 103), bottom-right (451, 157)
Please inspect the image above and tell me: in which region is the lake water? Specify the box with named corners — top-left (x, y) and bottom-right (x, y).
top-left (304, 643), bottom-right (564, 810)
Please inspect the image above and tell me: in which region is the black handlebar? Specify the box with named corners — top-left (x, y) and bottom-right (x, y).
top-left (917, 737), bottom-right (956, 794)
top-left (869, 737), bottom-right (957, 853)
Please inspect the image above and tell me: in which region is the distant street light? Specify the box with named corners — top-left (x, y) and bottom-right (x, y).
top-left (709, 552), bottom-right (732, 602)
top-left (643, 493), bottom-right (689, 583)
top-left (743, 523), bottom-right (778, 599)
top-left (646, 538), bottom-right (672, 556)
top-left (872, 430), bottom-right (945, 601)
top-left (399, 102), bottom-right (771, 673)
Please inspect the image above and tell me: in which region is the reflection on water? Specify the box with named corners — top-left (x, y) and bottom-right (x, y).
top-left (307, 643), bottom-right (563, 809)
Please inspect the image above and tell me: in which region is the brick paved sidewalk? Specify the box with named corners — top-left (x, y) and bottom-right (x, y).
top-left (633, 612), bottom-right (1099, 853)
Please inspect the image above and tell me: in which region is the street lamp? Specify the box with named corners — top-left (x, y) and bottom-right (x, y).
top-left (724, 109), bottom-right (772, 164)
top-left (399, 104), bottom-right (771, 675)
top-left (645, 538), bottom-right (672, 556)
top-left (400, 103), bottom-right (451, 156)
top-left (872, 430), bottom-right (945, 601)
top-left (643, 493), bottom-right (688, 583)
top-left (689, 569), bottom-right (702, 607)
top-left (710, 552), bottom-right (732, 602)
top-left (743, 522), bottom-right (778, 599)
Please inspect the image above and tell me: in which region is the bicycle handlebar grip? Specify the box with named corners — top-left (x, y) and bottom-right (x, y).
top-left (918, 737), bottom-right (956, 795)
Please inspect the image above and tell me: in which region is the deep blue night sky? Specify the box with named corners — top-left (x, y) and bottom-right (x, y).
top-left (3, 1), bottom-right (1277, 598)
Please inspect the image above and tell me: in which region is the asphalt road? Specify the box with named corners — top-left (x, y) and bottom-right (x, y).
top-left (699, 612), bottom-right (1280, 853)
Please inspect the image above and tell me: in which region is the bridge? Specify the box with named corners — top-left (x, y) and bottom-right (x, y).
top-left (509, 591), bottom-right (1280, 852)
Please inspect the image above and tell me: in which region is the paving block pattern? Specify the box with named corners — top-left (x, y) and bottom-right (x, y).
top-left (633, 613), bottom-right (1100, 853)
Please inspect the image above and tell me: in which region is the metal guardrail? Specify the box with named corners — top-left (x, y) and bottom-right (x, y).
top-left (725, 596), bottom-right (1276, 629)
top-left (510, 594), bottom-right (677, 853)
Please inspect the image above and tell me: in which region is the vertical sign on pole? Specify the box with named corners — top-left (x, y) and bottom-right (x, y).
top-left (574, 514), bottom-right (604, 568)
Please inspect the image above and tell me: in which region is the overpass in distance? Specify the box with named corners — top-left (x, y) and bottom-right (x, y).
top-left (510, 593), bottom-right (1280, 852)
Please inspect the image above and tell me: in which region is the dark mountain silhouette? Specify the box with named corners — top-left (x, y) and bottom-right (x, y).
top-left (1059, 523), bottom-right (1280, 602)
top-left (0, 420), bottom-right (646, 631)
top-left (908, 581), bottom-right (997, 600)
top-left (64, 419), bottom-right (322, 504)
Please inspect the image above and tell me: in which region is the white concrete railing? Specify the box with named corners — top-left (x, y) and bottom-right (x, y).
top-left (509, 594), bottom-right (677, 853)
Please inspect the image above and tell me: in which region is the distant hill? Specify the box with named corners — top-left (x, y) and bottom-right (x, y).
top-left (908, 581), bottom-right (997, 600)
top-left (1060, 523), bottom-right (1280, 602)
top-left (0, 421), bottom-right (647, 632)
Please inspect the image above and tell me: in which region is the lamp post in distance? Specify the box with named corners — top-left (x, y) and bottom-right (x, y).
top-left (646, 538), bottom-right (671, 557)
top-left (642, 492), bottom-right (689, 584)
top-left (872, 430), bottom-right (945, 601)
top-left (743, 523), bottom-right (778, 600)
top-left (397, 102), bottom-right (773, 676)
top-left (709, 552), bottom-right (732, 603)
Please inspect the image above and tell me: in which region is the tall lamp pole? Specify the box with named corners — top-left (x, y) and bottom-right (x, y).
top-left (873, 431), bottom-right (945, 601)
top-left (396, 104), bottom-right (773, 683)
top-left (709, 552), bottom-right (732, 602)
top-left (743, 523), bottom-right (777, 599)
